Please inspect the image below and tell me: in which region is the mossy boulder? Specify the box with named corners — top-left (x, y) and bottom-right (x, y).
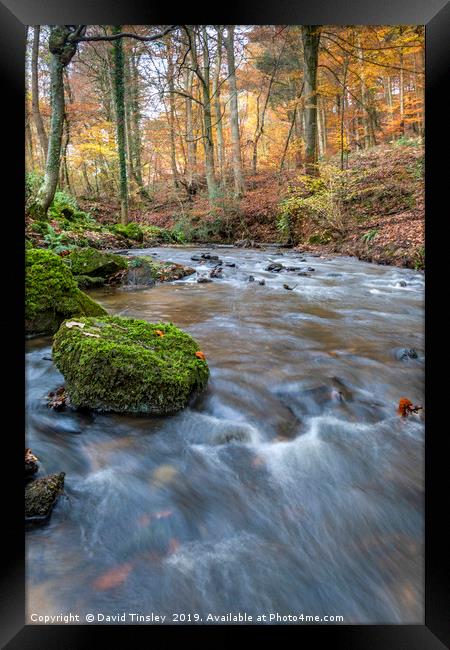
top-left (25, 472), bottom-right (65, 526)
top-left (52, 316), bottom-right (209, 415)
top-left (125, 256), bottom-right (195, 286)
top-left (113, 222), bottom-right (144, 242)
top-left (74, 275), bottom-right (106, 289)
top-left (26, 248), bottom-right (107, 335)
top-left (64, 247), bottom-right (128, 279)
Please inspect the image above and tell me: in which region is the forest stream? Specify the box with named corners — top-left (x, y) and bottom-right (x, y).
top-left (26, 246), bottom-right (424, 624)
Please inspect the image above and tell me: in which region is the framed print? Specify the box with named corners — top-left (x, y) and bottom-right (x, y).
top-left (0, 0), bottom-right (449, 647)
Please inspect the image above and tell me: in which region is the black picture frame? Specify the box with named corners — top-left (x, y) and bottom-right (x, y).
top-left (1, 1), bottom-right (448, 647)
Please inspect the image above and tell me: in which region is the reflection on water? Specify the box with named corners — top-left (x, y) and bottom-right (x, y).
top-left (26, 247), bottom-right (424, 623)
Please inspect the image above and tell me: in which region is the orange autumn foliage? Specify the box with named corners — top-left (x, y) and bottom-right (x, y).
top-left (195, 351), bottom-right (206, 361)
top-left (155, 330), bottom-right (165, 337)
top-left (398, 398), bottom-right (423, 417)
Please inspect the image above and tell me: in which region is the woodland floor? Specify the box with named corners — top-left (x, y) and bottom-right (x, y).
top-left (28, 142), bottom-right (424, 270)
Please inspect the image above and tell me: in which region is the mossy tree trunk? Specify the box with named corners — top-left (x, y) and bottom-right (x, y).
top-left (112, 25), bottom-right (129, 225)
top-left (35, 26), bottom-right (77, 217)
top-left (301, 25), bottom-right (321, 177)
top-left (31, 26), bottom-right (48, 166)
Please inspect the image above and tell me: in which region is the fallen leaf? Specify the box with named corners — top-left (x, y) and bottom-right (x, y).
top-left (251, 455), bottom-right (265, 468)
top-left (398, 397), bottom-right (423, 417)
top-left (155, 330), bottom-right (165, 337)
top-left (65, 321), bottom-right (85, 329)
top-left (151, 464), bottom-right (178, 487)
top-left (25, 448), bottom-right (39, 463)
top-left (93, 563), bottom-right (133, 591)
top-left (168, 538), bottom-right (181, 555)
top-left (195, 351), bottom-right (206, 361)
top-left (155, 510), bottom-right (173, 519)
top-left (137, 513), bottom-right (151, 528)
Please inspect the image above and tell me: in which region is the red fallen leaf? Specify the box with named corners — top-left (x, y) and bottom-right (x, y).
top-left (398, 397), bottom-right (423, 417)
top-left (137, 513), bottom-right (151, 528)
top-left (155, 330), bottom-right (165, 337)
top-left (154, 510), bottom-right (172, 519)
top-left (93, 563), bottom-right (133, 591)
top-left (195, 351), bottom-right (206, 361)
top-left (168, 538), bottom-right (180, 555)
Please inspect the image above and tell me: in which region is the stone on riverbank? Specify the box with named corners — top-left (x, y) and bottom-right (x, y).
top-left (26, 249), bottom-right (107, 335)
top-left (52, 316), bottom-right (209, 415)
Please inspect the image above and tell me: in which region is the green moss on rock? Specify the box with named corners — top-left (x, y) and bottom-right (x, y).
top-left (113, 222), bottom-right (144, 242)
top-left (53, 316), bottom-right (209, 415)
top-left (26, 248), bottom-right (107, 335)
top-left (74, 274), bottom-right (106, 289)
top-left (64, 247), bottom-right (127, 278)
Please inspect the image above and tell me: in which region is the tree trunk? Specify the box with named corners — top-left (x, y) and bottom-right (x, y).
top-left (301, 26), bottom-right (321, 176)
top-left (293, 105), bottom-right (303, 168)
top-left (130, 52), bottom-right (146, 192)
top-left (31, 26), bottom-right (48, 166)
top-left (213, 27), bottom-right (226, 188)
top-left (184, 68), bottom-right (196, 187)
top-left (196, 27), bottom-right (218, 201)
top-left (25, 27), bottom-right (34, 171)
top-left (340, 58), bottom-right (349, 171)
top-left (280, 106), bottom-right (298, 173)
top-left (399, 50), bottom-right (405, 136)
top-left (166, 38), bottom-right (179, 188)
top-left (112, 25), bottom-right (129, 224)
top-left (225, 26), bottom-right (245, 197)
top-left (34, 27), bottom-right (79, 215)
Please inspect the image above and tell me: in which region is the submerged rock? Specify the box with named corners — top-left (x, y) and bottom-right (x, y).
top-left (25, 472), bottom-right (65, 526)
top-left (197, 276), bottom-right (212, 283)
top-left (396, 347), bottom-right (419, 361)
top-left (210, 266), bottom-right (223, 278)
top-left (25, 248), bottom-right (107, 335)
top-left (201, 253), bottom-right (220, 261)
top-left (125, 256), bottom-right (194, 286)
top-left (52, 316), bottom-right (210, 415)
top-left (266, 262), bottom-right (283, 272)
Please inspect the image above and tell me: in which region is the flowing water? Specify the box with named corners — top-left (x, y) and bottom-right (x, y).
top-left (26, 246), bottom-right (424, 624)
